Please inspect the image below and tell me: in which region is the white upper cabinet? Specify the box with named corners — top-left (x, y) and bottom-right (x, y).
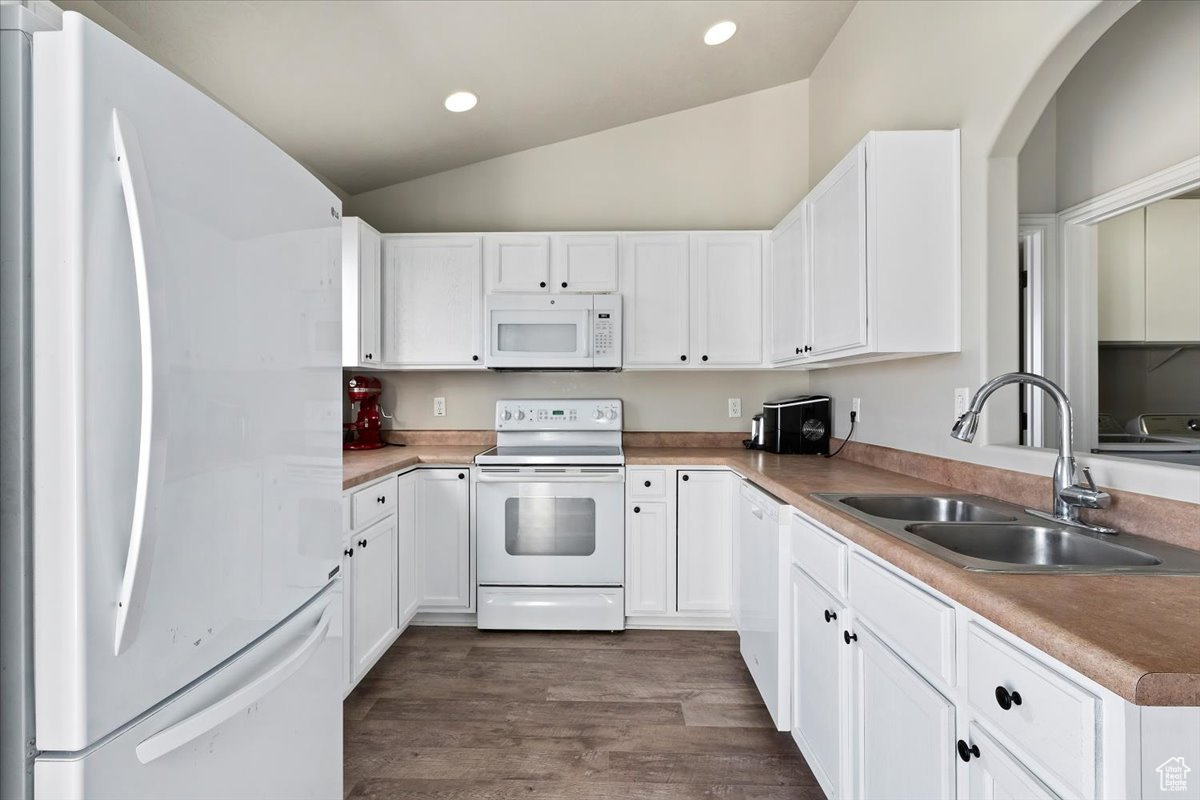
top-left (690, 233), bottom-right (763, 366)
top-left (808, 146), bottom-right (869, 356)
top-left (769, 206), bottom-right (810, 364)
top-left (382, 235), bottom-right (484, 367)
top-left (341, 217), bottom-right (382, 367)
top-left (552, 233), bottom-right (620, 293)
top-left (1145, 199), bottom-right (1200, 342)
top-left (485, 234), bottom-right (551, 293)
top-left (621, 234), bottom-right (692, 366)
top-left (803, 130), bottom-right (960, 364)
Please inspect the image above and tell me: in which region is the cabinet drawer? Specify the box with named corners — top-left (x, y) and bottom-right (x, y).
top-left (966, 623), bottom-right (1096, 799)
top-left (790, 512), bottom-right (847, 599)
top-left (628, 468), bottom-right (668, 499)
top-left (351, 477), bottom-right (397, 529)
top-left (849, 553), bottom-right (954, 686)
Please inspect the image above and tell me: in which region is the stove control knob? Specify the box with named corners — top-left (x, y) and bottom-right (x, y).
top-left (606, 409), bottom-right (618, 421)
top-left (593, 409), bottom-right (604, 421)
top-left (500, 409), bottom-right (513, 421)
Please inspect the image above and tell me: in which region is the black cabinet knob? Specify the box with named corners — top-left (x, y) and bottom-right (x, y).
top-left (680, 355), bottom-right (687, 361)
top-left (644, 480), bottom-right (652, 487)
top-left (458, 473), bottom-right (465, 480)
top-left (824, 610), bottom-right (837, 623)
top-left (957, 740), bottom-right (980, 763)
top-left (364, 353), bottom-right (373, 360)
top-left (358, 538), bottom-right (367, 549)
top-left (344, 548), bottom-right (353, 558)
top-left (633, 506), bottom-right (641, 514)
top-left (681, 474), bottom-right (689, 481)
top-left (795, 347), bottom-right (801, 354)
top-left (804, 345), bottom-right (812, 352)
top-left (561, 282), bottom-right (568, 288)
top-left (843, 631), bottom-right (857, 645)
top-left (539, 281), bottom-right (546, 288)
top-left (377, 496), bottom-right (386, 504)
top-left (472, 355), bottom-right (479, 362)
top-left (995, 686), bottom-right (1023, 710)
top-left (701, 355), bottom-right (708, 362)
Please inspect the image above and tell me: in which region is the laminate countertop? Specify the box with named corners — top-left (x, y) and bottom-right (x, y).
top-left (343, 445), bottom-right (1200, 706)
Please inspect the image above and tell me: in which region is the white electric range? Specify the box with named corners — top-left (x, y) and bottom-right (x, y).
top-left (473, 399), bottom-right (626, 631)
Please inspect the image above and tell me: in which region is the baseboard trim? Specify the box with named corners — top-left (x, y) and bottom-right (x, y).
top-left (410, 612), bottom-right (477, 627)
top-left (625, 615), bottom-right (736, 631)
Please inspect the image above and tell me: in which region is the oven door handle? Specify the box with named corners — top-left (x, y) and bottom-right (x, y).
top-left (475, 471), bottom-right (625, 484)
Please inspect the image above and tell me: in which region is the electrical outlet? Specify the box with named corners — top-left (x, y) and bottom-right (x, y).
top-left (954, 387), bottom-right (971, 417)
top-left (433, 397), bottom-right (446, 417)
top-left (851, 398), bottom-right (862, 420)
top-left (728, 398), bottom-right (742, 418)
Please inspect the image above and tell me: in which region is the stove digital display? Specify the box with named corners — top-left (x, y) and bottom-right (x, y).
top-left (552, 410), bottom-right (564, 416)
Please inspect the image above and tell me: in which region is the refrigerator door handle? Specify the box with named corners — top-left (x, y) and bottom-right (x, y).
top-left (112, 108), bottom-right (166, 656)
top-left (134, 599), bottom-right (334, 765)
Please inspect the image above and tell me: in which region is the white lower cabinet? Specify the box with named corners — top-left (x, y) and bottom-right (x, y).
top-left (626, 500), bottom-right (670, 615)
top-left (964, 722), bottom-right (1059, 800)
top-left (676, 470), bottom-right (734, 614)
top-left (790, 565), bottom-right (846, 799)
top-left (852, 620), bottom-right (957, 800)
top-left (416, 468), bottom-right (472, 611)
top-left (396, 471), bottom-right (419, 623)
top-left (349, 515), bottom-right (399, 684)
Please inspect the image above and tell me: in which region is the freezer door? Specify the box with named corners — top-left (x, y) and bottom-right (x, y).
top-left (35, 583), bottom-right (343, 800)
top-left (32, 13), bottom-right (342, 750)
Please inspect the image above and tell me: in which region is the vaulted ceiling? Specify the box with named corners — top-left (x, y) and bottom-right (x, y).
top-left (62, 0), bottom-right (855, 195)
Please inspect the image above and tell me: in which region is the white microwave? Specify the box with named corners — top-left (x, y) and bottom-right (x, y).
top-left (484, 294), bottom-right (621, 370)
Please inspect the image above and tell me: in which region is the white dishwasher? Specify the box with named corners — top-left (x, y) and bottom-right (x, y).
top-left (735, 479), bottom-right (791, 731)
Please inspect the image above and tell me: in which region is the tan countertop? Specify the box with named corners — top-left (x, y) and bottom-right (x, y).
top-left (344, 443), bottom-right (1200, 706)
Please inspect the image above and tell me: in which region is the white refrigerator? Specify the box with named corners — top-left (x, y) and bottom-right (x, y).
top-left (2, 10), bottom-right (344, 799)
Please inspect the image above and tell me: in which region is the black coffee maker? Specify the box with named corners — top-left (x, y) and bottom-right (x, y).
top-left (758, 395), bottom-right (832, 455)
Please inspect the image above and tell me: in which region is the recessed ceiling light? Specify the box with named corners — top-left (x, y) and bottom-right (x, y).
top-left (704, 20), bottom-right (737, 46)
top-left (444, 91), bottom-right (478, 113)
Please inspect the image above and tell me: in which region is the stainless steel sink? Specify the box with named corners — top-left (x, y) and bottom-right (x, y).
top-left (904, 523), bottom-right (1162, 568)
top-left (813, 492), bottom-right (1200, 574)
top-left (839, 495), bottom-right (1016, 523)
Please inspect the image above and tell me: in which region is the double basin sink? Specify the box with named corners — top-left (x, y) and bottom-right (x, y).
top-left (814, 493), bottom-right (1200, 574)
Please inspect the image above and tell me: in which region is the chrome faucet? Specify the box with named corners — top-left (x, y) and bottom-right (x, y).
top-left (951, 372), bottom-right (1117, 534)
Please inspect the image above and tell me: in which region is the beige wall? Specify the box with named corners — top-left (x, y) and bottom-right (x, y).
top-left (1019, 0), bottom-right (1200, 214)
top-left (356, 369), bottom-right (812, 432)
top-left (804, 0), bottom-right (1109, 456)
top-left (346, 80), bottom-right (809, 232)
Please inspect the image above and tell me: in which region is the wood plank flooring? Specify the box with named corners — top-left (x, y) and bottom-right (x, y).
top-left (344, 627), bottom-right (826, 799)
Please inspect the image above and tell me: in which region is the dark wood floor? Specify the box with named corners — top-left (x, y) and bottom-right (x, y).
top-left (344, 626), bottom-right (825, 799)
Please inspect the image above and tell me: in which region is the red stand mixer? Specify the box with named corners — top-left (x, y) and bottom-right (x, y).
top-left (343, 375), bottom-right (386, 450)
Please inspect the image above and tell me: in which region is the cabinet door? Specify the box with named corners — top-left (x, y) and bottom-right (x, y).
top-left (676, 471), bottom-right (732, 613)
top-left (965, 723), bottom-right (1059, 800)
top-left (1097, 208), bottom-right (1146, 342)
top-left (485, 234), bottom-right (551, 293)
top-left (396, 471), bottom-right (419, 625)
top-left (852, 622), bottom-right (956, 800)
top-left (416, 469), bottom-right (471, 609)
top-left (769, 208), bottom-right (810, 364)
top-left (350, 515), bottom-right (398, 683)
top-left (621, 234), bottom-right (691, 366)
top-left (790, 566), bottom-right (845, 799)
top-left (809, 144), bottom-right (868, 355)
top-left (626, 501), bottom-right (670, 615)
top-left (1145, 199), bottom-right (1200, 342)
top-left (552, 234), bottom-right (619, 293)
top-left (691, 233), bottom-right (763, 365)
top-left (383, 236), bottom-right (483, 366)
top-left (342, 217), bottom-right (382, 367)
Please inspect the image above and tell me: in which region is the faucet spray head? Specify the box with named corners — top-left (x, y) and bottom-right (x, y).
top-left (950, 410), bottom-right (979, 442)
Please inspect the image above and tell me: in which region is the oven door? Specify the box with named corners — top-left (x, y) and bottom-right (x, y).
top-left (475, 467), bottom-right (624, 586)
top-left (484, 295), bottom-right (593, 368)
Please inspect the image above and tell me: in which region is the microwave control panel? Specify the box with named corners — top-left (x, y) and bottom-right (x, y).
top-left (593, 311), bottom-right (615, 357)
top-left (495, 399), bottom-right (623, 430)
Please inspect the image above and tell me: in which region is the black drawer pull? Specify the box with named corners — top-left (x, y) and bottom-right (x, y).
top-left (957, 739), bottom-right (979, 762)
top-left (644, 480), bottom-right (652, 487)
top-left (680, 355), bottom-right (687, 361)
top-left (358, 538), bottom-right (368, 549)
top-left (472, 355), bottom-right (479, 361)
top-left (376, 496), bottom-right (386, 504)
top-left (824, 610), bottom-right (837, 623)
top-left (344, 548), bottom-right (353, 558)
top-left (539, 281), bottom-right (546, 288)
top-left (633, 506), bottom-right (641, 514)
top-left (995, 686), bottom-right (1022, 710)
top-left (701, 355), bottom-right (708, 362)
top-left (843, 631), bottom-right (857, 645)
top-left (561, 281), bottom-right (568, 288)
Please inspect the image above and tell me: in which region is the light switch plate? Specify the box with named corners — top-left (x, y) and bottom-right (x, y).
top-left (433, 397), bottom-right (446, 417)
top-left (728, 398), bottom-right (742, 418)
